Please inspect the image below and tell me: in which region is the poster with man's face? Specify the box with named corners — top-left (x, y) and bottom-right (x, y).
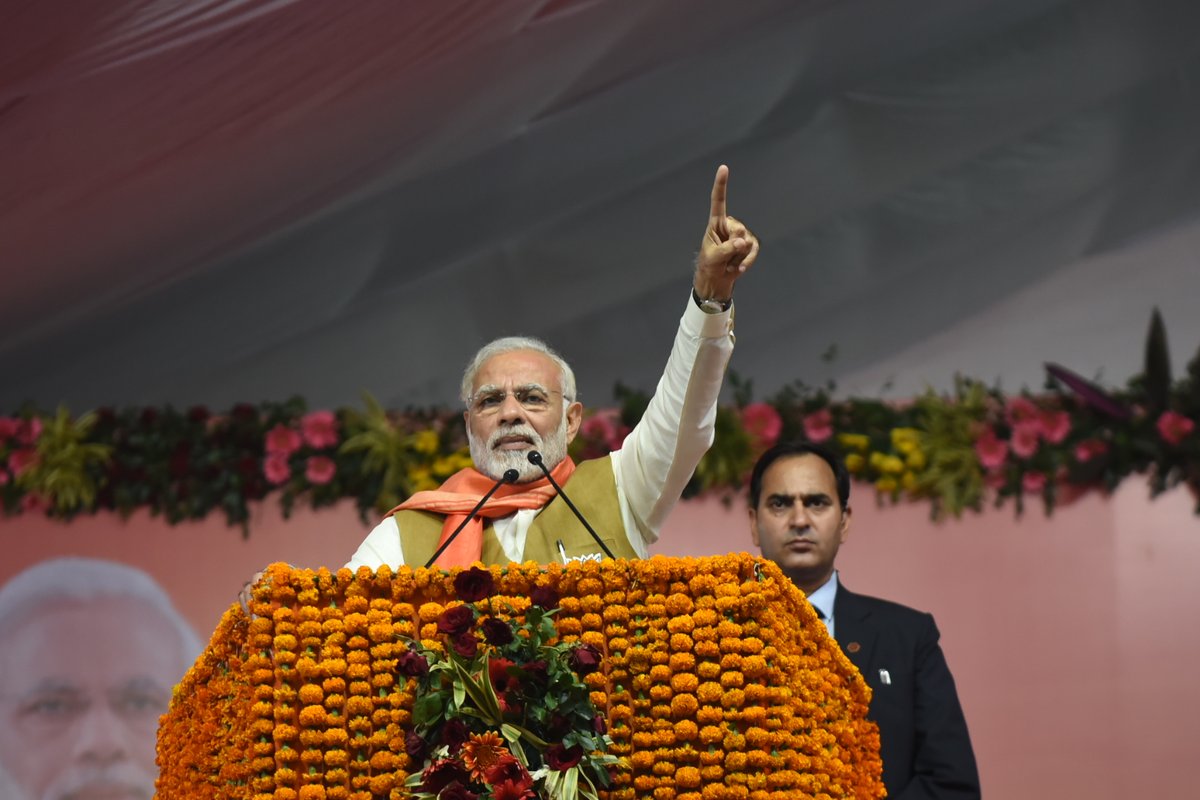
top-left (0, 559), bottom-right (200, 800)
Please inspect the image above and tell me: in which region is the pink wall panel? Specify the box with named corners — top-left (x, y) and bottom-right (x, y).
top-left (1, 483), bottom-right (1197, 798)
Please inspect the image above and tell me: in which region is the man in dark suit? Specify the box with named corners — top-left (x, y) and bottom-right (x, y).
top-left (747, 441), bottom-right (981, 799)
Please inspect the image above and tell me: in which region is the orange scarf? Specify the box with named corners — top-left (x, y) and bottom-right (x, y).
top-left (388, 457), bottom-right (578, 568)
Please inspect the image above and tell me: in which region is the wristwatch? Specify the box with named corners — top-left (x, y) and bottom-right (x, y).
top-left (692, 288), bottom-right (732, 314)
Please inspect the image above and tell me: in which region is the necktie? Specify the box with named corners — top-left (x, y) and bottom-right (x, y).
top-left (813, 605), bottom-right (825, 619)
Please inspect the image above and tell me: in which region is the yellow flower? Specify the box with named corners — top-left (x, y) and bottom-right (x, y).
top-left (905, 448), bottom-right (927, 471)
top-left (875, 476), bottom-right (898, 494)
top-left (844, 453), bottom-right (865, 474)
top-left (411, 429), bottom-right (439, 455)
top-left (890, 427), bottom-right (922, 455)
top-left (837, 433), bottom-right (870, 452)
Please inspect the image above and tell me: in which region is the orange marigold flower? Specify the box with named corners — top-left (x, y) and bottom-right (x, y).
top-left (670, 673), bottom-right (699, 693)
top-left (670, 694), bottom-right (698, 719)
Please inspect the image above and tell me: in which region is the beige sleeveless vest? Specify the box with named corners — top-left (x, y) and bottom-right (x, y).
top-left (393, 457), bottom-right (638, 566)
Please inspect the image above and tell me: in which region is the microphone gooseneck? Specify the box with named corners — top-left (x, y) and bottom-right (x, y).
top-left (527, 450), bottom-right (616, 560)
top-left (423, 468), bottom-right (520, 568)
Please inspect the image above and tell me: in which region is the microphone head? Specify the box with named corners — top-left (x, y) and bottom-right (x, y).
top-left (502, 468), bottom-right (520, 483)
top-left (526, 450), bottom-right (543, 465)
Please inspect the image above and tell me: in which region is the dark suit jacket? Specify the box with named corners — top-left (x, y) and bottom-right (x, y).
top-left (834, 585), bottom-right (981, 799)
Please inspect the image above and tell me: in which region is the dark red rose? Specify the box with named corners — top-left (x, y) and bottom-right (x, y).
top-left (484, 756), bottom-right (531, 786)
top-left (438, 782), bottom-right (479, 800)
top-left (547, 712), bottom-right (571, 738)
top-left (481, 617), bottom-right (514, 646)
top-left (398, 648), bottom-right (430, 678)
top-left (545, 743), bottom-right (584, 771)
top-left (529, 585), bottom-right (559, 609)
top-left (437, 605), bottom-right (475, 637)
top-left (405, 730), bottom-right (427, 762)
top-left (453, 566), bottom-right (496, 602)
top-left (440, 718), bottom-right (470, 754)
top-left (168, 443), bottom-right (192, 479)
top-left (521, 659), bottom-right (549, 689)
top-left (187, 405), bottom-right (211, 424)
top-left (231, 403), bottom-right (259, 423)
top-left (450, 632), bottom-right (479, 659)
top-left (569, 643), bottom-right (602, 676)
top-left (593, 713), bottom-right (607, 735)
top-left (421, 759), bottom-right (471, 793)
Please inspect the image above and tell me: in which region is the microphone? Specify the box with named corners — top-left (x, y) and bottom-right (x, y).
top-left (527, 451), bottom-right (616, 560)
top-left (423, 468), bottom-right (520, 568)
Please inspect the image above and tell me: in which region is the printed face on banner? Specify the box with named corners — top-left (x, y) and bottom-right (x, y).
top-left (0, 598), bottom-right (183, 800)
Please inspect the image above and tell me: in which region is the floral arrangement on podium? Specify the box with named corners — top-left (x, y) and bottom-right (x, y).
top-left (157, 555), bottom-right (884, 800)
top-left (401, 566), bottom-right (620, 800)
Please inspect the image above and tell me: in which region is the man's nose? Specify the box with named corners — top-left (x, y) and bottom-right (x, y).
top-left (788, 503), bottom-right (812, 529)
top-left (497, 392), bottom-right (528, 423)
top-left (70, 704), bottom-right (131, 765)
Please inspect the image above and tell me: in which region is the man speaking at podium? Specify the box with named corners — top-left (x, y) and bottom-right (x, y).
top-left (346, 165), bottom-right (759, 570)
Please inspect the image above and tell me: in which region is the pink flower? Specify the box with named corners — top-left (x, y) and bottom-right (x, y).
top-left (265, 424), bottom-right (303, 456)
top-left (305, 456), bottom-right (336, 485)
top-left (1022, 471), bottom-right (1047, 493)
top-left (15, 417), bottom-right (42, 446)
top-left (301, 410), bottom-right (339, 449)
top-left (974, 428), bottom-right (1009, 469)
top-left (1005, 396), bottom-right (1039, 425)
top-left (580, 410), bottom-right (629, 451)
top-left (1010, 420), bottom-right (1041, 459)
top-left (263, 452), bottom-right (292, 485)
top-left (0, 416), bottom-right (19, 441)
top-left (7, 448), bottom-right (38, 477)
top-left (1074, 439), bottom-right (1108, 463)
top-left (983, 469), bottom-right (1007, 490)
top-left (0, 470), bottom-right (8, 486)
top-left (802, 408), bottom-right (834, 443)
top-left (741, 403), bottom-right (783, 450)
top-left (1157, 410), bottom-right (1195, 446)
top-left (1038, 410), bottom-right (1071, 444)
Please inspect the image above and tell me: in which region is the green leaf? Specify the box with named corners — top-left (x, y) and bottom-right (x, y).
top-left (1144, 307), bottom-right (1172, 415)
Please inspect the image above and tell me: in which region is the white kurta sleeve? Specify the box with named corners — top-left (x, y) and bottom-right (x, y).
top-left (610, 293), bottom-right (735, 550)
top-left (345, 516), bottom-right (405, 570)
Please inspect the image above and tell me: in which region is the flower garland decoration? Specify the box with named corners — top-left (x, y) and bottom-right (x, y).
top-left (159, 556), bottom-right (884, 800)
top-left (7, 310), bottom-right (1197, 525)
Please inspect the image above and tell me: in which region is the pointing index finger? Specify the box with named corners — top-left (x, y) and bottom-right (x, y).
top-left (710, 164), bottom-right (729, 223)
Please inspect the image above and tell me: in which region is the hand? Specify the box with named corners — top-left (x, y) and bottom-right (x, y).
top-left (694, 164), bottom-right (759, 302)
top-left (238, 570), bottom-right (265, 613)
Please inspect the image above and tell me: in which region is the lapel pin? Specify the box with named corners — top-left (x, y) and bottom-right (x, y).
top-left (878, 669), bottom-right (891, 685)
top-left (846, 642), bottom-right (861, 653)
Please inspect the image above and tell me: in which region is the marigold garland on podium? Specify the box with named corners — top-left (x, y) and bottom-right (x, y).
top-left (157, 554), bottom-right (883, 799)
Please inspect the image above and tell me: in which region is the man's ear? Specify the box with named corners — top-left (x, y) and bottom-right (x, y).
top-left (747, 506), bottom-right (761, 547)
top-left (839, 505), bottom-right (852, 544)
top-left (564, 401), bottom-right (584, 443)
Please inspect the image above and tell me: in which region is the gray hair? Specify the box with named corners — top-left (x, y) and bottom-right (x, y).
top-left (459, 336), bottom-right (578, 406)
top-left (0, 557), bottom-right (203, 672)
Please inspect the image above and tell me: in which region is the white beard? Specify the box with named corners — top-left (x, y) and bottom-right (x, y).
top-left (0, 759), bottom-right (156, 800)
top-left (469, 413), bottom-right (569, 483)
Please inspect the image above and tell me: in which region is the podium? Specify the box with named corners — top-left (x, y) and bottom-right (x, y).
top-left (157, 555), bottom-right (883, 799)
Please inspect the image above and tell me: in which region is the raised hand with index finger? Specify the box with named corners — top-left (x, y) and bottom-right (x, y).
top-left (693, 164), bottom-right (760, 308)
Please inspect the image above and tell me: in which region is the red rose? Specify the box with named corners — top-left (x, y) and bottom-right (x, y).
top-left (529, 585), bottom-right (559, 609)
top-left (420, 759), bottom-right (470, 794)
top-left (405, 730), bottom-right (427, 761)
top-left (440, 719), bottom-right (470, 754)
top-left (438, 781), bottom-right (479, 800)
top-left (545, 743), bottom-right (583, 771)
top-left (481, 617), bottom-right (514, 646)
top-left (398, 648), bottom-right (430, 677)
top-left (451, 632), bottom-right (479, 659)
top-left (569, 643), bottom-right (602, 676)
top-left (453, 567), bottom-right (496, 602)
top-left (437, 605), bottom-right (476, 637)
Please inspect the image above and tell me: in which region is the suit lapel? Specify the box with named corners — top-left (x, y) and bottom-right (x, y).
top-left (833, 585), bottom-right (878, 676)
